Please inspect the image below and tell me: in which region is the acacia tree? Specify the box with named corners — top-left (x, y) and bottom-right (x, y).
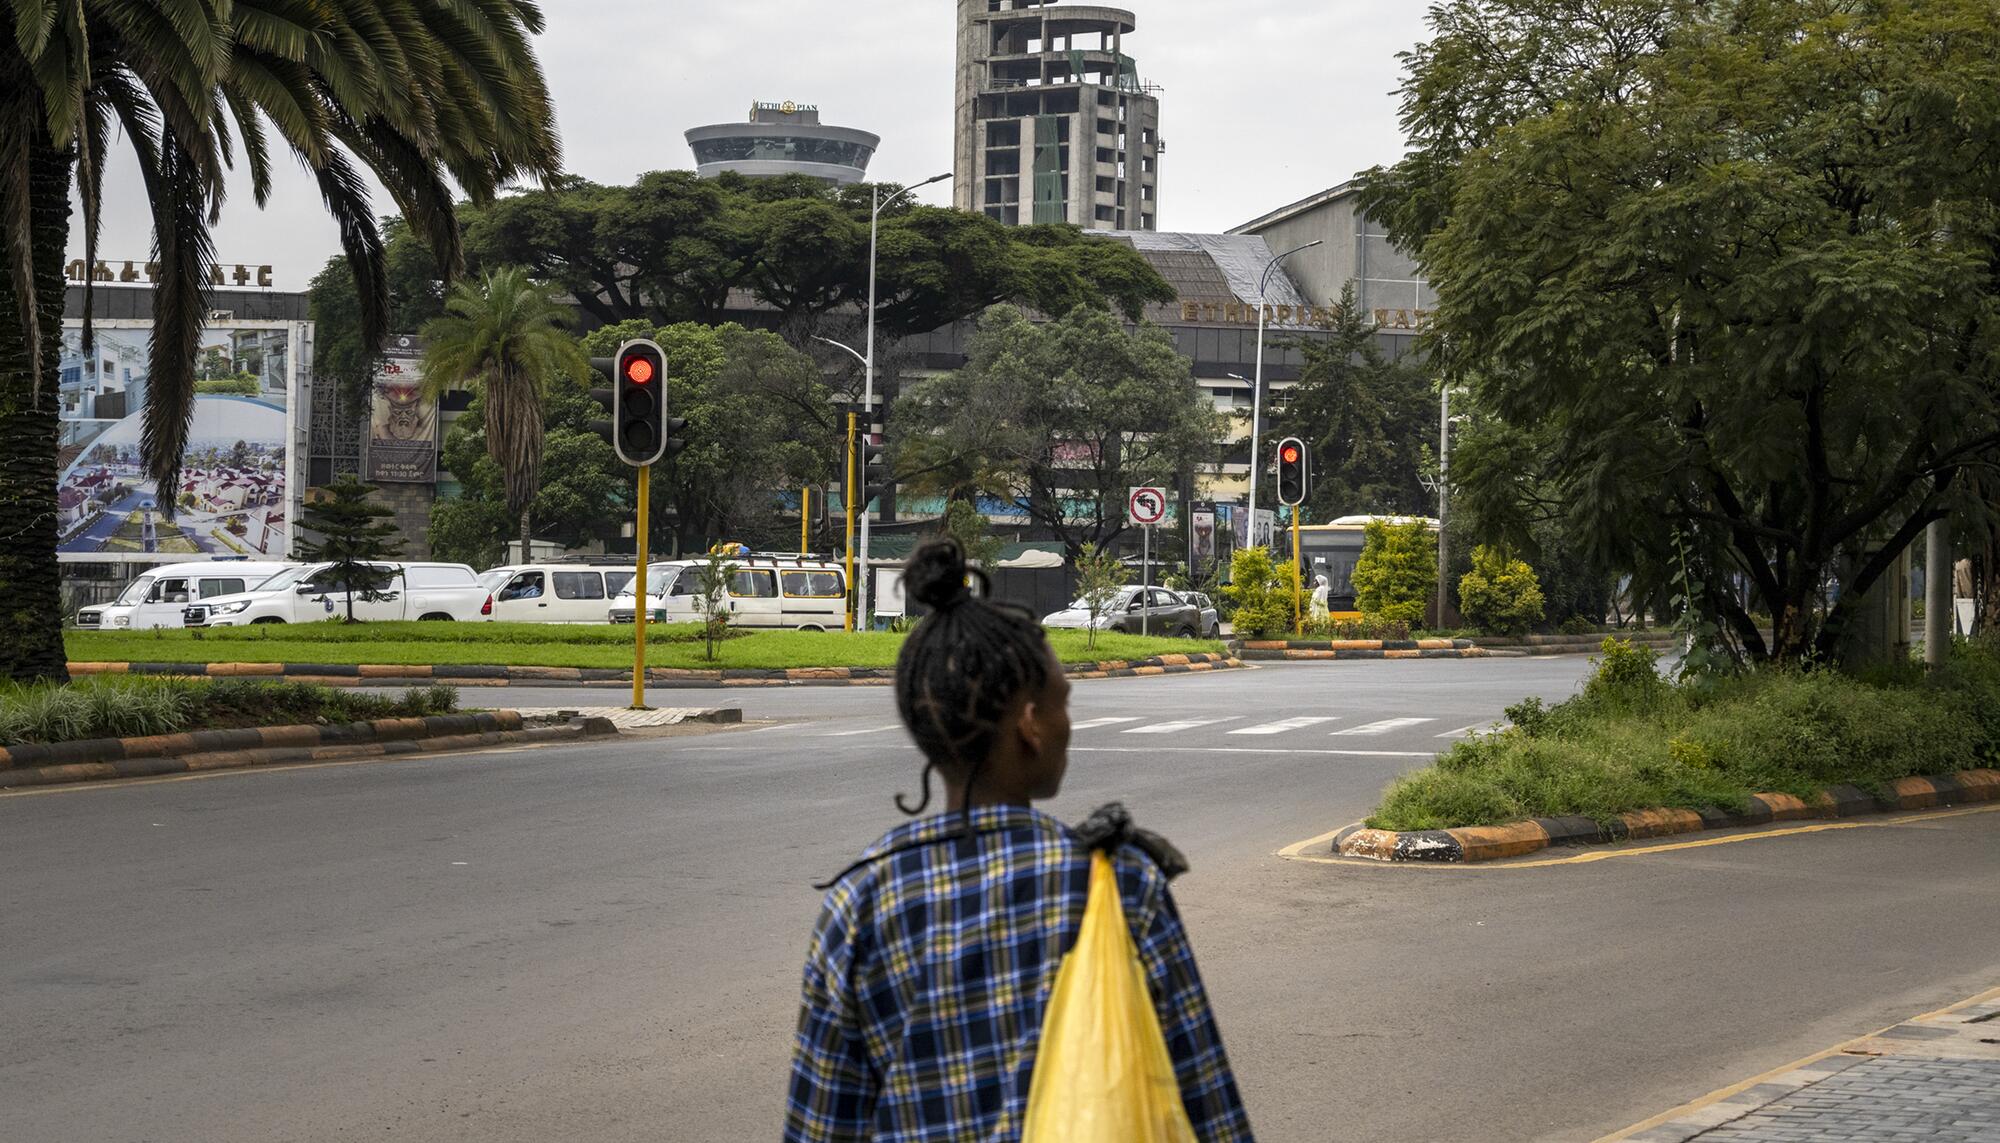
top-left (420, 268), bottom-right (588, 563)
top-left (894, 305), bottom-right (1225, 559)
top-left (1362, 0), bottom-right (2000, 664)
top-left (0, 2), bottom-right (559, 683)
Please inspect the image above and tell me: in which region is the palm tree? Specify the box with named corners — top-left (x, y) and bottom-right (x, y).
top-left (419, 267), bottom-right (586, 563)
top-left (0, 1), bottom-right (562, 682)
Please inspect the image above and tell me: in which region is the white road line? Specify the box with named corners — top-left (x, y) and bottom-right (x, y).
top-left (1438, 724), bottom-right (1489, 739)
top-left (1229, 716), bottom-right (1340, 736)
top-left (1331, 717), bottom-right (1435, 736)
top-left (1070, 717), bottom-right (1144, 731)
top-left (1124, 716), bottom-right (1243, 735)
top-left (820, 724), bottom-right (905, 738)
top-left (1071, 746), bottom-right (1435, 758)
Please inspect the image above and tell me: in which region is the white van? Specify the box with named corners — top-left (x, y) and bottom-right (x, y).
top-left (73, 560), bottom-right (296, 630)
top-left (479, 563), bottom-right (637, 623)
top-left (607, 556), bottom-right (848, 630)
top-left (183, 562), bottom-right (490, 626)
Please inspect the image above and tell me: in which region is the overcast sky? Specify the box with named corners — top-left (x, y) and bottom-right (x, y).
top-left (70, 1), bottom-right (1435, 292)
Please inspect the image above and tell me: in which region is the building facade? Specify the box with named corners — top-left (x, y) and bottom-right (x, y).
top-left (954, 0), bottom-right (1161, 230)
top-left (685, 102), bottom-right (880, 185)
top-left (1229, 180), bottom-right (1435, 348)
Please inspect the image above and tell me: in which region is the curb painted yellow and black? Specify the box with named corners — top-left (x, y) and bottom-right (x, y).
top-left (0, 711), bottom-right (618, 789)
top-left (1234, 638), bottom-right (1485, 661)
top-left (66, 652), bottom-right (1242, 689)
top-left (1332, 769), bottom-right (2000, 862)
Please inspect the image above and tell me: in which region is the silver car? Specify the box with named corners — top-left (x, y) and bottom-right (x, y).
top-left (1183, 591), bottom-right (1223, 639)
top-left (1043, 586), bottom-right (1205, 637)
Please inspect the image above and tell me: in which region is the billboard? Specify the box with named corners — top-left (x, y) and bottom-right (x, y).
top-left (366, 335), bottom-right (436, 483)
top-left (56, 319), bottom-right (301, 562)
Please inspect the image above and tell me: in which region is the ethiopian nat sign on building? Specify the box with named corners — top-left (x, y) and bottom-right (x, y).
top-left (56, 319), bottom-right (303, 564)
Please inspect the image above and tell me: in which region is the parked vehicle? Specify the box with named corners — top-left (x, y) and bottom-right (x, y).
top-left (1184, 591), bottom-right (1224, 640)
top-left (183, 562), bottom-right (490, 626)
top-left (1042, 586), bottom-right (1204, 637)
top-left (607, 555), bottom-right (848, 630)
top-left (73, 560), bottom-right (295, 630)
top-left (479, 562), bottom-right (636, 623)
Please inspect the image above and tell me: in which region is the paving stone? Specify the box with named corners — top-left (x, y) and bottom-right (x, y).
top-left (1694, 1057), bottom-right (2000, 1142)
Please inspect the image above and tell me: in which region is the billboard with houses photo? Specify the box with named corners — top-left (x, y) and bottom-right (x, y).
top-left (56, 319), bottom-right (302, 562)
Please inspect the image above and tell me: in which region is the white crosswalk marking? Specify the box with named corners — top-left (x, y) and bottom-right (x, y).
top-left (821, 724), bottom-right (905, 738)
top-left (1331, 717), bottom-right (1435, 736)
top-left (1070, 717), bottom-right (1144, 731)
top-left (1124, 717), bottom-right (1242, 735)
top-left (1438, 724), bottom-right (1489, 739)
top-left (1229, 716), bottom-right (1340, 736)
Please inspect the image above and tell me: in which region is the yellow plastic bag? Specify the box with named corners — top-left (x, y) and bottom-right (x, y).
top-left (1022, 851), bottom-right (1198, 1142)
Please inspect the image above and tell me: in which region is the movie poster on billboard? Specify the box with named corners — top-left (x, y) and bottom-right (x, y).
top-left (55, 319), bottom-right (299, 561)
top-left (366, 336), bottom-right (436, 483)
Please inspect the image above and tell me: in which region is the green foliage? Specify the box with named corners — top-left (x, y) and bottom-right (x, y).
top-left (1361, 0), bottom-right (2000, 665)
top-left (1457, 545), bottom-right (1545, 635)
top-left (458, 171), bottom-right (1171, 340)
top-left (1270, 285), bottom-right (1436, 518)
top-left (694, 549), bottom-right (735, 661)
top-left (894, 305), bottom-right (1225, 557)
top-left (193, 376), bottom-right (259, 396)
top-left (1224, 548), bottom-right (1296, 639)
top-left (1074, 542), bottom-right (1130, 650)
top-left (938, 500), bottom-right (1003, 568)
top-left (1351, 519), bottom-right (1436, 629)
top-left (292, 477), bottom-right (403, 622)
top-left (431, 381), bottom-right (627, 564)
top-left (1367, 636), bottom-right (2000, 830)
top-left (0, 676), bottom-right (456, 746)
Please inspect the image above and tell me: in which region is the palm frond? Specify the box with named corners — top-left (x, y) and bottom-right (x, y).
top-left (138, 133), bottom-right (219, 509)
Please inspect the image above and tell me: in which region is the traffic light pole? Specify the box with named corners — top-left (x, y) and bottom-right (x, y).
top-left (632, 463), bottom-right (650, 710)
top-left (801, 486), bottom-right (810, 554)
top-left (845, 413), bottom-right (858, 632)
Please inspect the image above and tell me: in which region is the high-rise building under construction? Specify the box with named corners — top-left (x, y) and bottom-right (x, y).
top-left (954, 1), bottom-right (1161, 231)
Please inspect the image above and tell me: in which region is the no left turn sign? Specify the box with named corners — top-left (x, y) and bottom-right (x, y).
top-left (1128, 486), bottom-right (1168, 525)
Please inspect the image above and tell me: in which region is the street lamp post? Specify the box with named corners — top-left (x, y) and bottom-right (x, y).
top-left (1246, 240), bottom-right (1323, 549)
top-left (818, 170), bottom-right (950, 631)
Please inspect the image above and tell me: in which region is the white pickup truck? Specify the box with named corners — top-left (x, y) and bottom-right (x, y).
top-left (182, 561), bottom-right (492, 626)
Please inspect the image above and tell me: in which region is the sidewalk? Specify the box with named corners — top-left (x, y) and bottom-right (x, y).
top-left (1607, 987), bottom-right (2000, 1142)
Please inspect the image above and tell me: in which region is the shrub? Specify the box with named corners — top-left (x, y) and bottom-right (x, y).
top-left (1457, 545), bottom-right (1546, 635)
top-left (0, 678), bottom-right (459, 746)
top-left (1224, 548), bottom-right (1295, 638)
top-left (1351, 518), bottom-right (1435, 629)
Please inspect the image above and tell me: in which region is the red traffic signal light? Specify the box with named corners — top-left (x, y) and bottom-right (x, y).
top-left (608, 340), bottom-right (667, 467)
top-left (624, 356), bottom-right (655, 385)
top-left (1275, 436), bottom-right (1309, 507)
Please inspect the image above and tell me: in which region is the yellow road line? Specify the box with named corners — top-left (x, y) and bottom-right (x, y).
top-left (1594, 983), bottom-right (2000, 1141)
top-left (1277, 802), bottom-right (2000, 869)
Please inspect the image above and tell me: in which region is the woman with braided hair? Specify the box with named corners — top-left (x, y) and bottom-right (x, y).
top-left (784, 539), bottom-right (1252, 1142)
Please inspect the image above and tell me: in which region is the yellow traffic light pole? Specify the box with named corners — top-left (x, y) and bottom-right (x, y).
top-left (632, 463), bottom-right (650, 709)
top-left (801, 486), bottom-right (810, 554)
top-left (1291, 508), bottom-right (1304, 633)
top-left (844, 414), bottom-right (858, 632)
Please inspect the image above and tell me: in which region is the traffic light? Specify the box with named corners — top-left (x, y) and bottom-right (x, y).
top-left (1275, 436), bottom-right (1308, 506)
top-left (613, 340), bottom-right (666, 466)
top-left (859, 439), bottom-right (892, 506)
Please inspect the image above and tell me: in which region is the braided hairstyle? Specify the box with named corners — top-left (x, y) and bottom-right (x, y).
top-left (893, 538), bottom-right (1054, 823)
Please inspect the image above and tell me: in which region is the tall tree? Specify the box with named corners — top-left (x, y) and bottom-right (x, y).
top-left (0, 1), bottom-right (561, 683)
top-left (1362, 0), bottom-right (2000, 664)
top-left (420, 268), bottom-right (586, 563)
top-left (430, 382), bottom-right (626, 567)
top-left (292, 476), bottom-right (403, 624)
top-left (1269, 286), bottom-right (1436, 521)
top-left (894, 305), bottom-right (1225, 558)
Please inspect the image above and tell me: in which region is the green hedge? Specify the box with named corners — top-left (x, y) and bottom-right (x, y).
top-left (0, 677), bottom-right (457, 746)
top-left (1366, 638), bottom-right (2000, 831)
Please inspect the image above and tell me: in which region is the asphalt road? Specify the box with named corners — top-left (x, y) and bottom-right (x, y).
top-left (4, 658), bottom-right (1996, 1142)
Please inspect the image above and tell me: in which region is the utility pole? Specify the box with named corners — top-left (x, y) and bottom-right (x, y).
top-left (1436, 385), bottom-right (1451, 629)
top-left (1925, 517), bottom-right (1951, 665)
top-left (1245, 239), bottom-right (1322, 548)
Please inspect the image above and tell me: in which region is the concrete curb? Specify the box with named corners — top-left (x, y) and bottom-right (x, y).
top-left (0, 711), bottom-right (619, 789)
top-left (1234, 638), bottom-right (1485, 661)
top-left (65, 653), bottom-right (1243, 688)
top-left (1331, 769), bottom-right (2000, 862)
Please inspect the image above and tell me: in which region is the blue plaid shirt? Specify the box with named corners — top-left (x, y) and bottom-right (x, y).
top-left (785, 805), bottom-right (1252, 1142)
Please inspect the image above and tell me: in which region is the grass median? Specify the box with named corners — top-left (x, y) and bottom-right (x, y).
top-left (1, 676), bottom-right (458, 746)
top-left (66, 623), bottom-right (1224, 672)
top-left (1365, 637), bottom-right (2000, 831)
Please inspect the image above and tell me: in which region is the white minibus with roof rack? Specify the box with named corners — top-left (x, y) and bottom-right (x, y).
top-left (607, 554), bottom-right (848, 630)
top-left (72, 560), bottom-right (296, 630)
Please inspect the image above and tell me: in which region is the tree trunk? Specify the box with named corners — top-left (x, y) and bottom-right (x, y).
top-left (519, 505), bottom-right (532, 564)
top-left (0, 138), bottom-right (75, 683)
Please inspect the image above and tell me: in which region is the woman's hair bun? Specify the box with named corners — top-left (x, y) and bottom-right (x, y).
top-left (905, 539), bottom-right (972, 611)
